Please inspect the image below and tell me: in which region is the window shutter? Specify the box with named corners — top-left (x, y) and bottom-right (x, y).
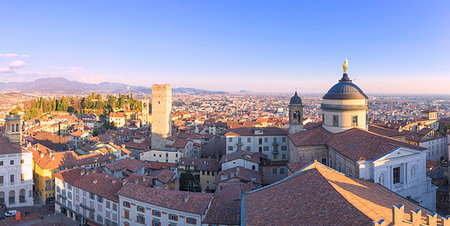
top-left (137, 205), bottom-right (139, 211)
top-left (143, 216), bottom-right (145, 224)
top-left (136, 215), bottom-right (139, 222)
top-left (152, 220), bottom-right (155, 226)
top-left (152, 210), bottom-right (155, 215)
top-left (123, 201), bottom-right (125, 206)
top-left (175, 215), bottom-right (178, 221)
top-left (193, 218), bottom-right (197, 224)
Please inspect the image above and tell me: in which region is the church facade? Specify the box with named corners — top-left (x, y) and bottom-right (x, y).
top-left (288, 60), bottom-right (436, 210)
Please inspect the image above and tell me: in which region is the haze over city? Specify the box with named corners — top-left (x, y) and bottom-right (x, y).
top-left (1, 1), bottom-right (449, 94)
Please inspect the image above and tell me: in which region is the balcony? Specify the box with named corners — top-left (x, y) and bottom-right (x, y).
top-left (272, 142), bottom-right (279, 146)
top-left (80, 203), bottom-right (95, 212)
top-left (236, 142), bottom-right (243, 147)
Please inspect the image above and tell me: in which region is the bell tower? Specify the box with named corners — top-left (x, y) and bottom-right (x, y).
top-left (5, 114), bottom-right (22, 145)
top-left (289, 92), bottom-right (304, 135)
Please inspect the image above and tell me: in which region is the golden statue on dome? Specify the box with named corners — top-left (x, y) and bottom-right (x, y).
top-left (343, 58), bottom-right (348, 73)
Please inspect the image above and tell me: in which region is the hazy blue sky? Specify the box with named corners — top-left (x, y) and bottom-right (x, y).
top-left (1, 1), bottom-right (449, 94)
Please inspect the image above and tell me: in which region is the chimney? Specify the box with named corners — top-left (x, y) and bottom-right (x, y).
top-left (93, 179), bottom-right (98, 184)
top-left (184, 195), bottom-right (190, 203)
top-left (80, 170), bottom-right (85, 176)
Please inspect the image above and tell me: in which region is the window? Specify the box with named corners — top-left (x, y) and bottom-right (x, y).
top-left (186, 218), bottom-right (197, 224)
top-left (321, 158), bottom-right (327, 165)
top-left (379, 173), bottom-right (385, 186)
top-left (281, 146), bottom-right (287, 151)
top-left (228, 137), bottom-right (232, 142)
top-left (280, 168), bottom-right (285, 174)
top-left (90, 192), bottom-right (95, 200)
top-left (352, 116), bottom-right (358, 126)
top-left (282, 137), bottom-right (286, 142)
top-left (393, 167), bottom-right (401, 184)
top-left (153, 219), bottom-right (161, 226)
top-left (97, 195), bottom-right (103, 203)
top-left (137, 205), bottom-right (145, 213)
top-left (123, 201), bottom-right (131, 208)
top-left (411, 166), bottom-right (416, 179)
top-left (113, 203), bottom-right (118, 211)
top-left (252, 165), bottom-right (256, 170)
top-left (333, 115), bottom-right (339, 127)
top-left (272, 168), bottom-right (277, 174)
top-left (10, 175), bottom-right (14, 183)
top-left (152, 210), bottom-right (161, 217)
top-left (264, 138), bottom-right (268, 142)
top-left (124, 210), bottom-right (129, 219)
top-left (282, 154), bottom-right (286, 159)
top-left (21, 173), bottom-right (24, 181)
top-left (259, 138), bottom-right (262, 145)
top-left (273, 137), bottom-right (277, 142)
top-left (247, 138), bottom-right (251, 142)
top-left (136, 215), bottom-right (145, 224)
top-left (245, 146), bottom-right (251, 151)
top-left (10, 160), bottom-right (14, 165)
top-left (21, 159), bottom-right (24, 164)
top-left (238, 138), bottom-right (242, 143)
top-left (0, 161), bottom-right (3, 166)
top-left (169, 214), bottom-right (178, 221)
top-left (97, 215), bottom-right (103, 223)
top-left (0, 176), bottom-right (3, 184)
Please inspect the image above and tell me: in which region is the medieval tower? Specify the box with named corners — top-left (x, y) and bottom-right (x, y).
top-left (151, 84), bottom-right (172, 149)
top-left (5, 114), bottom-right (22, 145)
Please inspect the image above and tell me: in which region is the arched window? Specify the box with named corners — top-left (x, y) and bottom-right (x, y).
top-left (252, 165), bottom-right (256, 170)
top-left (259, 138), bottom-right (262, 145)
top-left (11, 124), bottom-right (14, 132)
top-left (19, 189), bottom-right (25, 203)
top-left (9, 190), bottom-right (15, 204)
top-left (16, 124), bottom-right (19, 132)
top-left (0, 192), bottom-right (4, 204)
top-left (378, 173), bottom-right (385, 186)
top-left (258, 147), bottom-right (262, 153)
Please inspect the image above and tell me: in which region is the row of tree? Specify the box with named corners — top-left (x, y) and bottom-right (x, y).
top-left (10, 92), bottom-right (147, 120)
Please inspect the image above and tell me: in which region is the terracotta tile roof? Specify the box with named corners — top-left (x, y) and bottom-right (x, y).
top-left (104, 158), bottom-right (147, 172)
top-left (123, 174), bottom-right (153, 187)
top-left (426, 160), bottom-right (440, 170)
top-left (166, 139), bottom-right (189, 148)
top-left (0, 136), bottom-right (24, 154)
top-left (286, 161), bottom-right (313, 174)
top-left (179, 158), bottom-right (220, 172)
top-left (54, 168), bottom-right (123, 202)
top-left (224, 127), bottom-right (288, 137)
top-left (368, 125), bottom-right (408, 137)
top-left (177, 132), bottom-right (203, 140)
top-left (243, 162), bottom-right (434, 225)
top-left (219, 151), bottom-right (266, 164)
top-left (147, 161), bottom-right (177, 170)
top-left (202, 182), bottom-right (256, 225)
top-left (30, 143), bottom-right (116, 170)
top-left (147, 169), bottom-right (176, 184)
top-left (290, 127), bottom-right (425, 161)
top-left (214, 166), bottom-right (262, 185)
top-left (125, 137), bottom-right (151, 150)
top-left (117, 183), bottom-right (213, 214)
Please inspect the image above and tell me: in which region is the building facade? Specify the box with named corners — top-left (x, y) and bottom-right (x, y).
top-left (151, 84), bottom-right (172, 150)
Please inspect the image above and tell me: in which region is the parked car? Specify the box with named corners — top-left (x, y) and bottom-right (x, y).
top-left (4, 210), bottom-right (17, 217)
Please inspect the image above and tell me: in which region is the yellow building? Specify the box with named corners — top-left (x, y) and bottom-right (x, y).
top-left (178, 158), bottom-right (219, 192)
top-left (30, 143), bottom-right (116, 204)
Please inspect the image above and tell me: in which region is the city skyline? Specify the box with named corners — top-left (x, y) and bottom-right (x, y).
top-left (1, 1), bottom-right (449, 94)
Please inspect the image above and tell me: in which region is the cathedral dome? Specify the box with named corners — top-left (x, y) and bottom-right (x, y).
top-left (289, 92), bottom-right (302, 105)
top-left (322, 73), bottom-right (368, 100)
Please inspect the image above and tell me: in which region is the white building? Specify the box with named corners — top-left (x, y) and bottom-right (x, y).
top-left (140, 149), bottom-right (182, 163)
top-left (117, 183), bottom-right (212, 226)
top-left (289, 61), bottom-right (436, 210)
top-left (0, 137), bottom-right (34, 207)
top-left (225, 127), bottom-right (289, 161)
top-left (220, 151), bottom-right (264, 171)
top-left (55, 168), bottom-right (122, 226)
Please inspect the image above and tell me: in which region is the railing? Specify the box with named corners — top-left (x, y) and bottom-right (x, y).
top-left (80, 203), bottom-right (95, 212)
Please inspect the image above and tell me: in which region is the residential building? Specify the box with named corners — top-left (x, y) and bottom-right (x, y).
top-left (225, 127), bottom-right (289, 161)
top-left (54, 168), bottom-right (122, 226)
top-left (117, 183), bottom-right (212, 226)
top-left (178, 158), bottom-right (219, 191)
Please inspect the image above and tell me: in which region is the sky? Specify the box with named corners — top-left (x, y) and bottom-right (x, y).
top-left (1, 1), bottom-right (449, 94)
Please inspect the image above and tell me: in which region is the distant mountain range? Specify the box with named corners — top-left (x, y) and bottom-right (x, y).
top-left (0, 77), bottom-right (227, 96)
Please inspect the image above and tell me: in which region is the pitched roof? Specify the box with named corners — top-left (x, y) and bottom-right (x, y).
top-left (286, 161), bottom-right (312, 174)
top-left (54, 168), bottom-right (124, 202)
top-left (368, 125), bottom-right (408, 137)
top-left (30, 143), bottom-right (116, 170)
top-left (225, 127), bottom-right (288, 137)
top-left (290, 127), bottom-right (425, 161)
top-left (214, 166), bottom-right (262, 185)
top-left (179, 158), bottom-right (220, 172)
top-left (243, 162), bottom-right (434, 225)
top-left (117, 183), bottom-right (213, 214)
top-left (104, 158), bottom-right (147, 172)
top-left (202, 182), bottom-right (255, 225)
top-left (219, 151), bottom-right (266, 164)
top-left (146, 169), bottom-right (176, 184)
top-left (0, 136), bottom-right (24, 154)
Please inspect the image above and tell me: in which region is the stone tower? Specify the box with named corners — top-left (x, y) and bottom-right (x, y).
top-left (141, 98), bottom-right (150, 126)
top-left (5, 114), bottom-right (22, 145)
top-left (321, 60), bottom-right (368, 134)
top-left (151, 84), bottom-right (172, 149)
top-left (288, 92), bottom-right (304, 135)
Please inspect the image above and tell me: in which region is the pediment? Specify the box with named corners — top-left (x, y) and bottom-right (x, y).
top-left (375, 147), bottom-right (422, 161)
